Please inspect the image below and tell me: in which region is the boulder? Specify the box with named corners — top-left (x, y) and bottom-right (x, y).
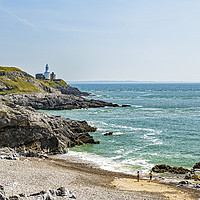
top-left (29, 187), bottom-right (76, 199)
top-left (185, 174), bottom-right (192, 179)
top-left (193, 162), bottom-right (200, 169)
top-left (178, 181), bottom-right (189, 185)
top-left (104, 132), bottom-right (113, 136)
top-left (192, 175), bottom-right (200, 181)
top-left (152, 164), bottom-right (172, 173)
top-left (0, 147), bottom-right (19, 160)
top-left (0, 104), bottom-right (97, 156)
top-left (0, 185), bottom-right (7, 200)
top-left (152, 164), bottom-right (191, 174)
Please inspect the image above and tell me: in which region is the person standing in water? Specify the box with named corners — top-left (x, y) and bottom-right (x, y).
top-left (149, 171), bottom-right (153, 182)
top-left (137, 171), bottom-right (140, 182)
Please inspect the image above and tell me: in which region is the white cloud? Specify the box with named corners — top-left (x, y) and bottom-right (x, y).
top-left (0, 7), bottom-right (39, 31)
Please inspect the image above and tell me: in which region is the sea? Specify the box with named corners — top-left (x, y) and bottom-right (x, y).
top-left (43, 82), bottom-right (200, 177)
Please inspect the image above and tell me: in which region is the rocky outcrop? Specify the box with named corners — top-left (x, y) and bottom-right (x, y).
top-left (193, 162), bottom-right (200, 169)
top-left (4, 93), bottom-right (119, 110)
top-left (0, 104), bottom-right (98, 155)
top-left (0, 185), bottom-right (76, 199)
top-left (152, 164), bottom-right (191, 174)
top-left (51, 84), bottom-right (90, 96)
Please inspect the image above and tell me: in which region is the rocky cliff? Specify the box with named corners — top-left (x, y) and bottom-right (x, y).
top-left (4, 93), bottom-right (119, 110)
top-left (0, 103), bottom-right (98, 156)
top-left (0, 66), bottom-right (119, 156)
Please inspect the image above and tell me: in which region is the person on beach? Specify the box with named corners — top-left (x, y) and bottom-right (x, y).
top-left (149, 171), bottom-right (153, 182)
top-left (137, 171), bottom-right (140, 182)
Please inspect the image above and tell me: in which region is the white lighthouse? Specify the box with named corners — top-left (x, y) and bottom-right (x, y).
top-left (44, 64), bottom-right (50, 79)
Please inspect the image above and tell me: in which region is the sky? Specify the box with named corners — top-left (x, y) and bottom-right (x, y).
top-left (0, 0), bottom-right (200, 82)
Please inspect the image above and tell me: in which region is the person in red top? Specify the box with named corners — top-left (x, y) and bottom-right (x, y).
top-left (149, 171), bottom-right (153, 182)
top-left (137, 171), bottom-right (140, 182)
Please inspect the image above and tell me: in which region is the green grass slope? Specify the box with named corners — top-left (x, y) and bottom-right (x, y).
top-left (0, 66), bottom-right (51, 94)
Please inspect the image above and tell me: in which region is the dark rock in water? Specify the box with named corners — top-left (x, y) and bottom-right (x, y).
top-left (104, 132), bottom-right (113, 136)
top-left (193, 162), bottom-right (200, 169)
top-left (0, 147), bottom-right (19, 160)
top-left (152, 164), bottom-right (191, 174)
top-left (122, 104), bottom-right (131, 107)
top-left (0, 104), bottom-right (97, 156)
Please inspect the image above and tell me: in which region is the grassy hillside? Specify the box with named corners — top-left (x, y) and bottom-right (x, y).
top-left (0, 66), bottom-right (51, 94)
top-left (42, 79), bottom-right (68, 87)
top-left (0, 66), bottom-right (24, 73)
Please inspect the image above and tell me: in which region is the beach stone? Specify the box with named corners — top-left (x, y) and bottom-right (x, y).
top-left (0, 185), bottom-right (7, 200)
top-left (0, 147), bottom-right (19, 160)
top-left (178, 181), bottom-right (188, 185)
top-left (56, 187), bottom-right (76, 198)
top-left (176, 184), bottom-right (183, 187)
top-left (152, 164), bottom-right (191, 174)
top-left (195, 183), bottom-right (200, 188)
top-left (192, 175), bottom-right (200, 181)
top-left (185, 175), bottom-right (192, 179)
top-left (8, 196), bottom-right (19, 200)
top-left (29, 190), bottom-right (55, 199)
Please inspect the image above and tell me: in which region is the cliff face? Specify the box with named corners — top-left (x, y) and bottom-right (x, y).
top-left (0, 66), bottom-right (118, 156)
top-left (5, 93), bottom-right (119, 110)
top-left (0, 103), bottom-right (97, 155)
top-left (43, 79), bottom-right (90, 96)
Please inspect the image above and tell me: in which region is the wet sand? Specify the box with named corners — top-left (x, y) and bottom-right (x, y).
top-left (0, 155), bottom-right (199, 199)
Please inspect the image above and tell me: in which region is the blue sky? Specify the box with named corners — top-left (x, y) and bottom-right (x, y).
top-left (0, 0), bottom-right (200, 82)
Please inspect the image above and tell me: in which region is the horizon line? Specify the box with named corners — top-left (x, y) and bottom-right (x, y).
top-left (67, 80), bottom-right (200, 83)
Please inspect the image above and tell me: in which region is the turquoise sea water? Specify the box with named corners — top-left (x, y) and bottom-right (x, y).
top-left (43, 83), bottom-right (200, 175)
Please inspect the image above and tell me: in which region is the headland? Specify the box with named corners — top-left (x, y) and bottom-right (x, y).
top-left (0, 66), bottom-right (200, 199)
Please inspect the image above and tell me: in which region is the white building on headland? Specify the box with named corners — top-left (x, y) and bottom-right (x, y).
top-left (35, 64), bottom-right (56, 80)
top-left (44, 64), bottom-right (50, 79)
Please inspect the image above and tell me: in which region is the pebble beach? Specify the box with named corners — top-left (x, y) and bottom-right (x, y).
top-left (0, 155), bottom-right (200, 200)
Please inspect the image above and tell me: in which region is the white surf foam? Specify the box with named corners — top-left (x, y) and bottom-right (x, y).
top-left (65, 150), bottom-right (137, 175)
